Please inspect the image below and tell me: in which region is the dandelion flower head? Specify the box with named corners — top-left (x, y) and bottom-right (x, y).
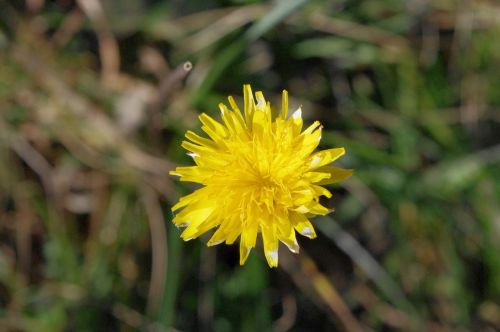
top-left (170, 85), bottom-right (352, 267)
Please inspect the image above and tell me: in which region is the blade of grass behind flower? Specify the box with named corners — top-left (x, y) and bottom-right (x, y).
top-left (156, 220), bottom-right (183, 328)
top-left (193, 0), bottom-right (308, 105)
top-left (317, 217), bottom-right (418, 318)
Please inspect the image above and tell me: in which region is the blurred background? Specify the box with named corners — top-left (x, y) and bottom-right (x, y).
top-left (1, 0), bottom-right (500, 331)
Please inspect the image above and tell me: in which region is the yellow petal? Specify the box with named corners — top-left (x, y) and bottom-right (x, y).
top-left (290, 107), bottom-right (303, 135)
top-left (199, 113), bottom-right (228, 143)
top-left (243, 222), bottom-right (258, 249)
top-left (172, 189), bottom-right (205, 211)
top-left (207, 214), bottom-right (240, 246)
top-left (261, 224), bottom-right (279, 267)
top-left (303, 171), bottom-right (331, 183)
top-left (227, 95), bottom-right (242, 117)
top-left (207, 226), bottom-right (226, 247)
top-left (181, 141), bottom-right (214, 156)
top-left (169, 166), bottom-right (208, 183)
top-left (290, 212), bottom-right (317, 239)
top-left (292, 188), bottom-right (315, 206)
top-left (181, 216), bottom-right (220, 240)
top-left (243, 84), bottom-right (255, 125)
top-left (311, 184), bottom-right (332, 198)
top-left (297, 123), bottom-right (322, 156)
top-left (302, 120), bottom-right (321, 136)
top-left (277, 219), bottom-right (299, 254)
top-left (254, 91), bottom-right (267, 111)
top-left (239, 243), bottom-right (252, 265)
top-left (280, 89), bottom-right (288, 119)
top-left (175, 205), bottom-right (215, 239)
top-left (314, 166), bottom-right (353, 185)
top-left (225, 226), bottom-right (241, 245)
top-left (309, 148), bottom-right (345, 169)
top-left (306, 202), bottom-right (330, 215)
top-left (185, 130), bottom-right (217, 148)
top-left (251, 105), bottom-right (270, 138)
top-left (219, 103), bottom-right (246, 135)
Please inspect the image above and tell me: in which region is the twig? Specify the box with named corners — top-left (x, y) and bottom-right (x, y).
top-left (77, 0), bottom-right (120, 86)
top-left (475, 143), bottom-right (500, 164)
top-left (11, 40), bottom-right (177, 198)
top-left (51, 8), bottom-right (85, 48)
top-left (176, 5), bottom-right (267, 54)
top-left (25, 0), bottom-right (44, 12)
top-left (280, 251), bottom-right (366, 332)
top-left (0, 120), bottom-right (55, 198)
top-left (351, 283), bottom-right (414, 330)
top-left (292, 12), bottom-right (410, 59)
top-left (272, 294), bottom-right (297, 332)
top-left (141, 184), bottom-right (168, 317)
top-left (317, 217), bottom-right (416, 315)
top-left (150, 61), bottom-right (192, 145)
top-left (154, 61), bottom-right (193, 111)
top-left (197, 247), bottom-right (216, 332)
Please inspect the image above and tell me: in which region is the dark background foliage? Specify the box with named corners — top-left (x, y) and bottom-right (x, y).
top-left (0, 0), bottom-right (499, 331)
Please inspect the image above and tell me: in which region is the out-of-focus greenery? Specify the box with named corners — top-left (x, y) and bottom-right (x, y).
top-left (1, 0), bottom-right (500, 331)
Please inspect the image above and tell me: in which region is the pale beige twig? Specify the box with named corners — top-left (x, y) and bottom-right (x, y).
top-left (280, 251), bottom-right (366, 332)
top-left (141, 184), bottom-right (168, 317)
top-left (77, 0), bottom-right (120, 86)
top-left (51, 8), bottom-right (85, 48)
top-left (273, 294), bottom-right (297, 332)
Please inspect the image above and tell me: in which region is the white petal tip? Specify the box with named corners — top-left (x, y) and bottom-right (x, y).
top-left (311, 156), bottom-right (321, 167)
top-left (256, 95), bottom-right (266, 109)
top-left (296, 205), bottom-right (309, 213)
top-left (266, 249), bottom-right (279, 267)
top-left (208, 239), bottom-right (224, 247)
top-left (292, 108), bottom-right (302, 119)
top-left (301, 227), bottom-right (313, 237)
top-left (175, 222), bottom-right (190, 229)
top-left (286, 244), bottom-right (299, 254)
top-left (240, 247), bottom-right (251, 264)
top-left (268, 249), bottom-right (278, 260)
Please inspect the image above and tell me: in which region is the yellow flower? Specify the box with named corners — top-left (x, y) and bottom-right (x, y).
top-left (170, 85), bottom-right (352, 267)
